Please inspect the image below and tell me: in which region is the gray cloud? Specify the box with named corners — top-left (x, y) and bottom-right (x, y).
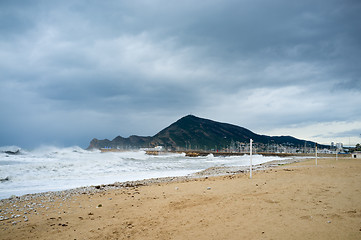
top-left (1, 0), bottom-right (361, 148)
top-left (313, 128), bottom-right (361, 139)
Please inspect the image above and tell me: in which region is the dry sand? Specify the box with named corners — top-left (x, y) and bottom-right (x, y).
top-left (1, 157), bottom-right (360, 239)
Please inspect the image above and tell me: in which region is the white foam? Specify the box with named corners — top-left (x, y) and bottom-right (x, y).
top-left (0, 146), bottom-right (292, 199)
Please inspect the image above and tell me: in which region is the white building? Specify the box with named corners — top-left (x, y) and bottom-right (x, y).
top-left (336, 142), bottom-right (343, 149)
top-left (351, 151), bottom-right (361, 159)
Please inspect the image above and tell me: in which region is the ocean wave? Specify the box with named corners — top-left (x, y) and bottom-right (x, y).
top-left (0, 146), bottom-right (296, 199)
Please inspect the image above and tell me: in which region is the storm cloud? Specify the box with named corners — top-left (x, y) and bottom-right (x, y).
top-left (1, 0), bottom-right (360, 148)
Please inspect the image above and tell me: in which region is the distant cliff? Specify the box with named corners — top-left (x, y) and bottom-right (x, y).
top-left (88, 115), bottom-right (322, 150)
top-left (88, 135), bottom-right (151, 150)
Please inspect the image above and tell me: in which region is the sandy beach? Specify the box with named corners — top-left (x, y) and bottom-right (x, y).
top-left (1, 157), bottom-right (360, 239)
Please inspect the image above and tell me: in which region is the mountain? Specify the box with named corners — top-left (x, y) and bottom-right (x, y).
top-left (87, 115), bottom-right (322, 150)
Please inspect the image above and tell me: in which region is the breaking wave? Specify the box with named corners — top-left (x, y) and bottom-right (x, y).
top-left (0, 145), bottom-right (287, 199)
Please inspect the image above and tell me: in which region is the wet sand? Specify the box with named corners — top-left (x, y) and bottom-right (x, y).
top-left (1, 157), bottom-right (360, 239)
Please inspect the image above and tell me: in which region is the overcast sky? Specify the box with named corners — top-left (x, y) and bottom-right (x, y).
top-left (1, 0), bottom-right (360, 148)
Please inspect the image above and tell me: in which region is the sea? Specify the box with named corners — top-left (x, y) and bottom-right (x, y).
top-left (0, 145), bottom-right (292, 200)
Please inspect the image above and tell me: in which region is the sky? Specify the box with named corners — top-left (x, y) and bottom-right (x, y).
top-left (1, 0), bottom-right (361, 149)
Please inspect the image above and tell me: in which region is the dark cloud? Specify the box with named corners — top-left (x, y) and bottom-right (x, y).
top-left (0, 0), bottom-right (360, 148)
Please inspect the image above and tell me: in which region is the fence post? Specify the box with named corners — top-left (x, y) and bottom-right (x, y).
top-left (250, 139), bottom-right (253, 179)
top-left (315, 143), bottom-right (318, 166)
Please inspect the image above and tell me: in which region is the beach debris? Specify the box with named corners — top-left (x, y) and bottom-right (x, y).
top-left (96, 204), bottom-right (102, 208)
top-left (207, 187), bottom-right (211, 190)
top-left (10, 195), bottom-right (18, 200)
top-left (175, 187), bottom-right (179, 190)
top-left (327, 221), bottom-right (331, 223)
top-left (125, 221), bottom-right (134, 229)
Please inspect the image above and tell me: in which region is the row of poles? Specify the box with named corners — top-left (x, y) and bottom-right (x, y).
top-left (248, 140), bottom-right (338, 179)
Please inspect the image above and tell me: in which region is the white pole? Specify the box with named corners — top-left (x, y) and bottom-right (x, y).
top-left (336, 150), bottom-right (338, 161)
top-left (315, 144), bottom-right (318, 166)
top-left (250, 139), bottom-right (253, 179)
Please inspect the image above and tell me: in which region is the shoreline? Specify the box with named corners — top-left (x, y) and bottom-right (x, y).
top-left (0, 156), bottom-right (305, 203)
top-left (0, 157), bottom-right (308, 228)
top-left (1, 157), bottom-right (360, 239)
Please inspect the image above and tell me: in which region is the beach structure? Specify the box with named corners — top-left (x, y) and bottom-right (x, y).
top-left (351, 151), bottom-right (361, 158)
top-left (143, 146), bottom-right (165, 155)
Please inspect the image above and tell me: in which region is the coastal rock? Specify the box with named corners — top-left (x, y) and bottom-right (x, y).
top-left (4, 150), bottom-right (20, 155)
top-left (0, 177), bottom-right (11, 182)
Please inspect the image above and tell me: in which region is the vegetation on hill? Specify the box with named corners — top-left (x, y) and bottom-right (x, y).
top-left (88, 115), bottom-right (321, 150)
